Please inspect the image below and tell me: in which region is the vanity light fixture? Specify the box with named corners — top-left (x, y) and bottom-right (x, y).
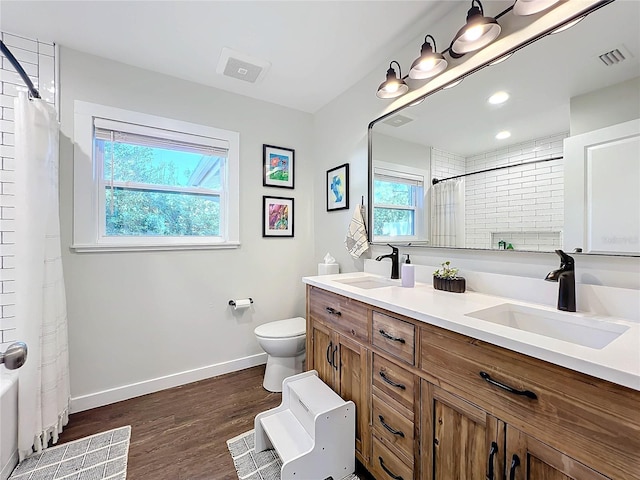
top-left (376, 61), bottom-right (409, 99)
top-left (409, 35), bottom-right (448, 80)
top-left (496, 130), bottom-right (511, 140)
top-left (513, 0), bottom-right (562, 16)
top-left (488, 91), bottom-right (510, 105)
top-left (551, 16), bottom-right (585, 34)
top-left (450, 0), bottom-right (501, 57)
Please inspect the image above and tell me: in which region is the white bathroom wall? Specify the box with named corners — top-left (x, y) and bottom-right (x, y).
top-left (313, 1), bottom-right (640, 290)
top-left (0, 32), bottom-right (55, 352)
top-left (570, 76), bottom-right (640, 136)
top-left (58, 47), bottom-right (316, 410)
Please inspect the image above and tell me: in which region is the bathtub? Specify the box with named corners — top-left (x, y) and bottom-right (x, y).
top-left (0, 370), bottom-right (18, 480)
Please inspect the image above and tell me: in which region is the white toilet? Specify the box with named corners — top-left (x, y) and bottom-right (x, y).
top-left (254, 317), bottom-right (306, 392)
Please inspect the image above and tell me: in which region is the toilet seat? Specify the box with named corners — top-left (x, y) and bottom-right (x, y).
top-left (254, 317), bottom-right (306, 339)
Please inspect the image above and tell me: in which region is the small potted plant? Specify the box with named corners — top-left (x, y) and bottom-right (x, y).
top-left (433, 261), bottom-right (466, 293)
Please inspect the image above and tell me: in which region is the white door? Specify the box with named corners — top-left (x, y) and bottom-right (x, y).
top-left (564, 119), bottom-right (640, 255)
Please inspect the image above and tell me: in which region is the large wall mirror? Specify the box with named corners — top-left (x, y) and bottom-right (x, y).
top-left (368, 0), bottom-right (639, 256)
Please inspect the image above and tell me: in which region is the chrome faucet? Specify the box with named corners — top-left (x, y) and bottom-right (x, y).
top-left (375, 244), bottom-right (399, 279)
top-left (545, 250), bottom-right (576, 312)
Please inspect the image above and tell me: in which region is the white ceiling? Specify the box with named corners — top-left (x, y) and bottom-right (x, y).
top-left (0, 0), bottom-right (460, 113)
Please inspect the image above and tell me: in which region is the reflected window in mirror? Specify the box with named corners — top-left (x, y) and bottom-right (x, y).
top-left (372, 163), bottom-right (428, 244)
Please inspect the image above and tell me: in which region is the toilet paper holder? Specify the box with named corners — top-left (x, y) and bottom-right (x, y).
top-left (228, 298), bottom-right (254, 307)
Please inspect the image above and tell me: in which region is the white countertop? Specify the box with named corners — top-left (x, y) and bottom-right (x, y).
top-left (303, 272), bottom-right (640, 391)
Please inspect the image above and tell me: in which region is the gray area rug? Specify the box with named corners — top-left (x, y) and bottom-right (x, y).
top-left (9, 426), bottom-right (130, 480)
top-left (226, 430), bottom-right (360, 480)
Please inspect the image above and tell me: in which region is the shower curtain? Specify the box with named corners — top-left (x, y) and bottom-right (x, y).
top-left (14, 91), bottom-right (70, 460)
top-left (431, 178), bottom-right (465, 247)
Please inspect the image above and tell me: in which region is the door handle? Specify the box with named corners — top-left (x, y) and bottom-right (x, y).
top-left (326, 341), bottom-right (333, 367)
top-left (379, 371), bottom-right (406, 390)
top-left (332, 345), bottom-right (338, 370)
top-left (509, 454), bottom-right (520, 480)
top-left (378, 415), bottom-right (405, 437)
top-left (379, 329), bottom-right (406, 344)
top-left (486, 441), bottom-right (498, 480)
top-left (480, 371), bottom-right (537, 400)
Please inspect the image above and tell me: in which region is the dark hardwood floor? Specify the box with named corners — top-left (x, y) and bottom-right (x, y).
top-left (58, 365), bottom-right (281, 480)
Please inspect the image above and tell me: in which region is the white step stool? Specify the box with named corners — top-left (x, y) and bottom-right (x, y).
top-left (254, 370), bottom-right (355, 480)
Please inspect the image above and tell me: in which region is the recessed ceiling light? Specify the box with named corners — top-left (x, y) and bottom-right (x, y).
top-left (496, 130), bottom-right (511, 140)
top-left (489, 53), bottom-right (513, 66)
top-left (552, 16), bottom-right (584, 34)
top-left (443, 79), bottom-right (463, 90)
top-left (488, 91), bottom-right (510, 105)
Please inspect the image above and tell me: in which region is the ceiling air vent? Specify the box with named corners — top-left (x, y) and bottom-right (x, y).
top-left (597, 44), bottom-right (633, 67)
top-left (216, 47), bottom-right (271, 84)
top-left (382, 114), bottom-right (414, 127)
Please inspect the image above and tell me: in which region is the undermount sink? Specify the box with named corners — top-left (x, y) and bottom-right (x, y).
top-left (465, 303), bottom-right (629, 349)
top-left (334, 277), bottom-right (395, 290)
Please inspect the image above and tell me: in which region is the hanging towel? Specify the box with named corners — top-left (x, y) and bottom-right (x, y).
top-left (345, 205), bottom-right (370, 258)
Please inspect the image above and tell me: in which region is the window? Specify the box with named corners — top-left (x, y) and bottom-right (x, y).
top-left (73, 102), bottom-right (239, 251)
top-left (372, 163), bottom-right (428, 243)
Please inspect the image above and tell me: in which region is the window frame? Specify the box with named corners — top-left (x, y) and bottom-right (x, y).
top-left (372, 161), bottom-right (429, 244)
top-left (72, 101), bottom-right (240, 252)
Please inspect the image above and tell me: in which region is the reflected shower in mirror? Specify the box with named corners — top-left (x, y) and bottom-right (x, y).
top-left (369, 0), bottom-right (640, 255)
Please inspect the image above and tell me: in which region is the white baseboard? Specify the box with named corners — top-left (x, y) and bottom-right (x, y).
top-left (1, 451), bottom-right (18, 480)
top-left (70, 353), bottom-right (267, 413)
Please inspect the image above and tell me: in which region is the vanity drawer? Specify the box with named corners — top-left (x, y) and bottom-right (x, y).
top-left (372, 394), bottom-right (414, 461)
top-left (373, 354), bottom-right (415, 411)
top-left (308, 286), bottom-right (368, 342)
top-left (371, 435), bottom-right (413, 480)
top-left (372, 311), bottom-right (415, 365)
top-left (420, 324), bottom-right (640, 479)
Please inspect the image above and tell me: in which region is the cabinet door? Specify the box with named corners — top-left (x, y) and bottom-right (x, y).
top-left (337, 334), bottom-right (370, 464)
top-left (309, 320), bottom-right (336, 388)
top-left (506, 427), bottom-right (610, 480)
top-left (421, 381), bottom-right (504, 480)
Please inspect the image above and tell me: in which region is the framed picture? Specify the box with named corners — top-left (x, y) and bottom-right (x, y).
top-left (262, 195), bottom-right (294, 237)
top-left (263, 144), bottom-right (295, 189)
top-left (326, 163), bottom-right (349, 211)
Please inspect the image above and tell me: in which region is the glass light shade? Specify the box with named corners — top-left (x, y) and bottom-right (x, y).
top-left (495, 130), bottom-right (511, 140)
top-left (513, 0), bottom-right (561, 16)
top-left (409, 54), bottom-right (448, 80)
top-left (377, 67), bottom-right (409, 99)
top-left (409, 39), bottom-right (448, 80)
top-left (451, 18), bottom-right (501, 54)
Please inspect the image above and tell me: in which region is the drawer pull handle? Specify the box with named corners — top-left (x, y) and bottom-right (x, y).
top-left (379, 371), bottom-right (407, 390)
top-left (486, 441), bottom-right (498, 480)
top-left (326, 341), bottom-right (333, 367)
top-left (479, 371), bottom-right (537, 400)
top-left (378, 456), bottom-right (404, 480)
top-left (332, 345), bottom-right (338, 371)
top-left (325, 307), bottom-right (342, 316)
top-left (509, 454), bottom-right (520, 480)
top-left (379, 329), bottom-right (406, 344)
top-left (378, 415), bottom-right (405, 437)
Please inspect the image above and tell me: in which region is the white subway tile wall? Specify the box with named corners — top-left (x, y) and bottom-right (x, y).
top-left (431, 133), bottom-right (566, 251)
top-left (465, 133), bottom-right (566, 250)
top-left (0, 32), bottom-right (56, 350)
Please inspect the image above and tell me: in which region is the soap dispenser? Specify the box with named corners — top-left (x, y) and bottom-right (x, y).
top-left (401, 255), bottom-right (415, 288)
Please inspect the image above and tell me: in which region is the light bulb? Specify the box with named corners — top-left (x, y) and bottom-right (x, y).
top-left (464, 25), bottom-right (484, 42)
top-left (488, 91), bottom-right (510, 105)
top-left (496, 130), bottom-right (511, 140)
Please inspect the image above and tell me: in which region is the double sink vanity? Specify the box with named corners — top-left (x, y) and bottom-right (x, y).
top-left (303, 272), bottom-right (640, 480)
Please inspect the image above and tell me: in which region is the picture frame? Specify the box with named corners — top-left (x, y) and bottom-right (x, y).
top-left (262, 195), bottom-right (294, 237)
top-left (326, 163), bottom-right (349, 211)
top-left (263, 144), bottom-right (295, 189)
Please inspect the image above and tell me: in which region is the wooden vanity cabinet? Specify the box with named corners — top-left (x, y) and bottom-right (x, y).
top-left (306, 286), bottom-right (370, 464)
top-left (305, 285), bottom-right (640, 480)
